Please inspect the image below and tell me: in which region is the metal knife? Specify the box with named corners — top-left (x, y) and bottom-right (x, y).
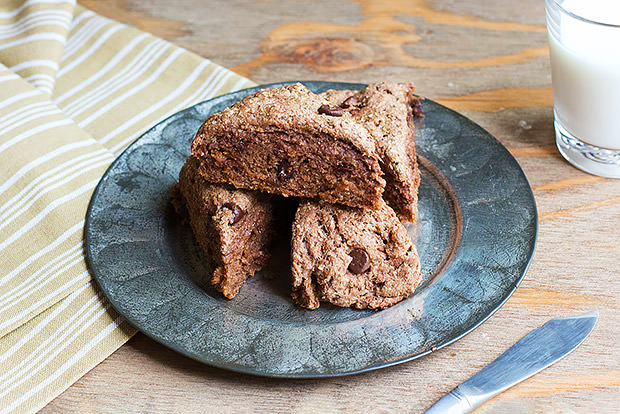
top-left (425, 310), bottom-right (598, 414)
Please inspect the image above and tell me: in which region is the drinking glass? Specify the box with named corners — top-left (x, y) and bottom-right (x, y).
top-left (546, 0), bottom-right (620, 178)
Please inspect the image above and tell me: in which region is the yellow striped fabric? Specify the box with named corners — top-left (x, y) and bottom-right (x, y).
top-left (0, 1), bottom-right (254, 412)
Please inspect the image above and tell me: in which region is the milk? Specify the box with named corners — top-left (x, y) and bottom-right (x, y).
top-left (548, 0), bottom-right (620, 150)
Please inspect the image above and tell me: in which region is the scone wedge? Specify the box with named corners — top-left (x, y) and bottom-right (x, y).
top-left (321, 82), bottom-right (422, 222)
top-left (291, 199), bottom-right (422, 310)
top-left (190, 83), bottom-right (385, 210)
top-left (172, 156), bottom-right (272, 299)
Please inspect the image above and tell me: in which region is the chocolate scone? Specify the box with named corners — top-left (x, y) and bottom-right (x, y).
top-left (190, 83), bottom-right (385, 210)
top-left (172, 156), bottom-right (272, 299)
top-left (321, 82), bottom-right (422, 222)
top-left (291, 200), bottom-right (422, 310)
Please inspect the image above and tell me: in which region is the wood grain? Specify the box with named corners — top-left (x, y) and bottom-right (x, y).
top-left (539, 196), bottom-right (620, 222)
top-left (435, 87), bottom-right (552, 112)
top-left (42, 0), bottom-right (620, 412)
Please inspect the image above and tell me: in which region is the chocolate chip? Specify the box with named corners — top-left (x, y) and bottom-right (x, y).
top-left (412, 98), bottom-right (424, 117)
top-left (348, 248), bottom-right (370, 274)
top-left (276, 160), bottom-right (292, 182)
top-left (340, 95), bottom-right (361, 108)
top-left (222, 202), bottom-right (245, 224)
top-left (318, 104), bottom-right (344, 117)
top-left (336, 160), bottom-right (353, 173)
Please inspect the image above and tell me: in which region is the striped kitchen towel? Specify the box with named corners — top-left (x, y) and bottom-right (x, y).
top-left (0, 1), bottom-right (254, 412)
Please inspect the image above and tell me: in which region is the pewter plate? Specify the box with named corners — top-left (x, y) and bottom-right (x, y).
top-left (85, 81), bottom-right (537, 378)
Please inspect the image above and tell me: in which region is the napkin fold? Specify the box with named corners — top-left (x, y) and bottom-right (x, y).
top-left (0, 1), bottom-right (254, 412)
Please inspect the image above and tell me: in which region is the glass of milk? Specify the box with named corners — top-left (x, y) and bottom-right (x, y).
top-left (546, 0), bottom-right (620, 178)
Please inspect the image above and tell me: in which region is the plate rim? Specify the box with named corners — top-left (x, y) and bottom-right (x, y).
top-left (85, 80), bottom-right (538, 378)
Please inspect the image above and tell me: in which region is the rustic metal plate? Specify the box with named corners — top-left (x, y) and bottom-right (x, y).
top-left (85, 81), bottom-right (537, 378)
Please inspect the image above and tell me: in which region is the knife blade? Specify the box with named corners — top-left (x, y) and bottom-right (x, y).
top-left (425, 310), bottom-right (598, 414)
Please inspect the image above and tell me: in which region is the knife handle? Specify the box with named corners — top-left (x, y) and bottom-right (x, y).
top-left (425, 387), bottom-right (474, 414)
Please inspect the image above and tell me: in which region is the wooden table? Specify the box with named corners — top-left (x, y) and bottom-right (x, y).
top-left (42, 1), bottom-right (620, 412)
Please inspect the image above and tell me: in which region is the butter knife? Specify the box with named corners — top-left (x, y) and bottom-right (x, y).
top-left (426, 310), bottom-right (598, 414)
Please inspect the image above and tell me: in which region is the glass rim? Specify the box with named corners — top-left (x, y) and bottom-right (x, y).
top-left (549, 0), bottom-right (620, 28)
